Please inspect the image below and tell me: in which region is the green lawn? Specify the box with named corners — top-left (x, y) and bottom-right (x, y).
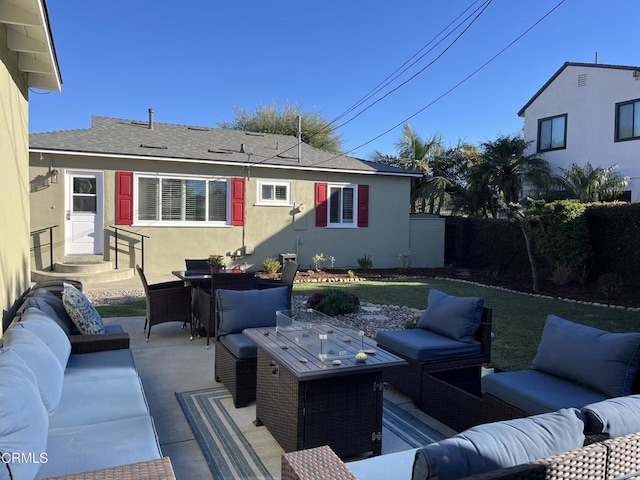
top-left (97, 278), bottom-right (639, 371)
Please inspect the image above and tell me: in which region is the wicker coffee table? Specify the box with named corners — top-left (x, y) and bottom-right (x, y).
top-left (243, 311), bottom-right (405, 458)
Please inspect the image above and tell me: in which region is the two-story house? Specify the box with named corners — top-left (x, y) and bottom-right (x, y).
top-left (519, 62), bottom-right (640, 202)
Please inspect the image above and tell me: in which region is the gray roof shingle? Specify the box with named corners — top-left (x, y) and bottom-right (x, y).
top-left (30, 116), bottom-right (419, 177)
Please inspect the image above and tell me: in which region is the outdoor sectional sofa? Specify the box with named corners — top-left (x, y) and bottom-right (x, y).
top-left (282, 395), bottom-right (640, 480)
top-left (481, 314), bottom-right (640, 424)
top-left (0, 283), bottom-right (175, 480)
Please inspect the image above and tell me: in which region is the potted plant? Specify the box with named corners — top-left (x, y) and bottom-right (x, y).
top-left (207, 254), bottom-right (226, 273)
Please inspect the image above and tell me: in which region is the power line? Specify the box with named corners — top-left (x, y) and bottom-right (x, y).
top-left (309, 0), bottom-right (568, 167)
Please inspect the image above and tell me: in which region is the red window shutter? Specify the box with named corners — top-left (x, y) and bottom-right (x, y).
top-left (315, 182), bottom-right (328, 227)
top-left (357, 184), bottom-right (369, 227)
top-left (116, 171), bottom-right (133, 225)
top-left (231, 177), bottom-right (245, 226)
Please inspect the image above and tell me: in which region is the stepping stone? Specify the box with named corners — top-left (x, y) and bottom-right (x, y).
top-left (361, 306), bottom-right (382, 312)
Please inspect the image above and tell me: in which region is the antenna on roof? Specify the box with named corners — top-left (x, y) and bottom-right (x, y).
top-left (297, 115), bottom-right (302, 164)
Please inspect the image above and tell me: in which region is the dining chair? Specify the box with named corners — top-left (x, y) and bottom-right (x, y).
top-left (257, 261), bottom-right (297, 309)
top-left (136, 265), bottom-right (193, 341)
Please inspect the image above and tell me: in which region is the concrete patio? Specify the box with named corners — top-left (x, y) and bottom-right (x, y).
top-left (85, 277), bottom-right (452, 480)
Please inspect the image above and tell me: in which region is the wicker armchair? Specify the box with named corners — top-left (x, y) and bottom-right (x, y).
top-left (136, 265), bottom-right (192, 341)
top-left (378, 307), bottom-right (493, 405)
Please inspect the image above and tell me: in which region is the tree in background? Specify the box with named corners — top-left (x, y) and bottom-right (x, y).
top-left (469, 135), bottom-right (553, 209)
top-left (556, 162), bottom-right (630, 203)
top-left (218, 102), bottom-right (343, 153)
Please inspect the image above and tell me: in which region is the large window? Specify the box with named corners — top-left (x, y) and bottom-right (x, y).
top-left (538, 114), bottom-right (567, 152)
top-left (135, 175), bottom-right (229, 225)
top-left (616, 99), bottom-right (640, 141)
top-left (257, 180), bottom-right (291, 206)
top-left (328, 185), bottom-right (356, 226)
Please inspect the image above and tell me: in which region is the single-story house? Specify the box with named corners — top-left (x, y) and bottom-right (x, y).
top-left (29, 112), bottom-right (445, 276)
top-left (1, 0), bottom-right (61, 330)
top-left (519, 62), bottom-right (640, 202)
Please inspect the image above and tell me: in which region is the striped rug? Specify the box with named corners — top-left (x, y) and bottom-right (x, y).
top-left (176, 387), bottom-right (447, 480)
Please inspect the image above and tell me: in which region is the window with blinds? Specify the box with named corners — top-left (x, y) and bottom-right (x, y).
top-left (135, 175), bottom-right (229, 225)
top-left (256, 180), bottom-right (291, 206)
top-left (329, 185), bottom-right (355, 226)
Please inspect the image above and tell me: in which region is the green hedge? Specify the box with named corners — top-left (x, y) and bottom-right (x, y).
top-left (445, 203), bottom-right (640, 285)
top-left (586, 203), bottom-right (640, 282)
top-left (444, 217), bottom-right (529, 270)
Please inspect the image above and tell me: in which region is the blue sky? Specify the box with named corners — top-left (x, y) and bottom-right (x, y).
top-left (29, 0), bottom-right (640, 159)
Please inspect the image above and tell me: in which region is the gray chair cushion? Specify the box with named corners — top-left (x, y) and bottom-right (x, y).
top-left (531, 314), bottom-right (640, 397)
top-left (219, 333), bottom-right (257, 359)
top-left (412, 408), bottom-right (586, 480)
top-left (28, 288), bottom-right (76, 335)
top-left (18, 307), bottom-right (71, 368)
top-left (0, 348), bottom-right (49, 480)
top-left (50, 376), bottom-right (150, 429)
top-left (63, 349), bottom-right (138, 384)
top-left (417, 288), bottom-right (484, 342)
top-left (41, 415), bottom-right (161, 478)
top-left (481, 369), bottom-right (607, 415)
top-left (2, 327), bottom-right (64, 414)
top-left (582, 395), bottom-right (640, 437)
top-left (217, 286), bottom-right (288, 337)
top-left (375, 328), bottom-right (480, 362)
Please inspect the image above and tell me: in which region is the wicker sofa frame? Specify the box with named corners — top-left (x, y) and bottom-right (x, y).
top-left (378, 307), bottom-right (492, 405)
top-left (282, 431), bottom-right (640, 480)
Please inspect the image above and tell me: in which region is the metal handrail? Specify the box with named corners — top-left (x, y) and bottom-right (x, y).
top-left (30, 225), bottom-right (59, 270)
top-left (109, 226), bottom-right (150, 272)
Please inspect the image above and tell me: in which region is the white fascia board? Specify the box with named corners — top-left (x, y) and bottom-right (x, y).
top-left (29, 148), bottom-right (423, 178)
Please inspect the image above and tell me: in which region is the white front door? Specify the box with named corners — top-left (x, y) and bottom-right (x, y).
top-left (64, 171), bottom-right (104, 255)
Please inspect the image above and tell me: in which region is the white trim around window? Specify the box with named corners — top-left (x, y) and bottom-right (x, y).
top-left (327, 183), bottom-right (357, 228)
top-left (133, 173), bottom-right (231, 227)
top-left (256, 180), bottom-right (292, 206)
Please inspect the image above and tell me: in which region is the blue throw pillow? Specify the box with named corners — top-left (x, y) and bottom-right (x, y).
top-left (412, 408), bottom-right (585, 480)
top-left (582, 395), bottom-right (640, 437)
top-left (217, 287), bottom-right (288, 337)
top-left (62, 282), bottom-right (105, 335)
top-left (531, 315), bottom-right (640, 397)
top-left (417, 288), bottom-right (484, 343)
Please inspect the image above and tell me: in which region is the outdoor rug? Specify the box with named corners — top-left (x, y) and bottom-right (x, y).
top-left (176, 387), bottom-right (448, 480)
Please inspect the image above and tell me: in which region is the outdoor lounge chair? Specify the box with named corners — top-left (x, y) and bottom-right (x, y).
top-left (256, 261), bottom-right (297, 310)
top-left (376, 288), bottom-right (493, 405)
top-left (136, 265), bottom-right (193, 341)
top-left (213, 286), bottom-right (289, 407)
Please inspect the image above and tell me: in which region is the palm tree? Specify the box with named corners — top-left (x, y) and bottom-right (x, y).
top-left (471, 135), bottom-right (553, 206)
top-left (371, 124), bottom-right (444, 213)
top-left (559, 162), bottom-right (630, 203)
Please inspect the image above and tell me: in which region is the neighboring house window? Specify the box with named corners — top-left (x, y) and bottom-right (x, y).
top-left (257, 180), bottom-right (291, 206)
top-left (315, 182), bottom-right (369, 228)
top-left (115, 172), bottom-right (245, 226)
top-left (537, 114), bottom-right (567, 152)
top-left (616, 99), bottom-right (640, 141)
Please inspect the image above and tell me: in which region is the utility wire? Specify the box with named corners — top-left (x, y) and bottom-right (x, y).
top-left (309, 0), bottom-right (568, 167)
top-left (243, 1), bottom-right (492, 167)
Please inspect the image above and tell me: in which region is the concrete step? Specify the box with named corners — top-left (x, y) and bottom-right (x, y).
top-left (31, 262), bottom-right (135, 287)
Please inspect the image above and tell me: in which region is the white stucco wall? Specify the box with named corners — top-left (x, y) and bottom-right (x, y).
top-left (521, 64), bottom-right (640, 201)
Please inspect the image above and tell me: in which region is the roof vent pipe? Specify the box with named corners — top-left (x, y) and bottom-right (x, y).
top-left (240, 143), bottom-right (245, 153)
top-left (148, 108), bottom-right (154, 130)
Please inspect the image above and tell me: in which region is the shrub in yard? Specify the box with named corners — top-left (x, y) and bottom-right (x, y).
top-left (598, 272), bottom-right (624, 298)
top-left (405, 314), bottom-right (421, 329)
top-left (306, 289), bottom-right (360, 316)
top-left (357, 255), bottom-right (372, 270)
top-left (263, 257), bottom-right (281, 274)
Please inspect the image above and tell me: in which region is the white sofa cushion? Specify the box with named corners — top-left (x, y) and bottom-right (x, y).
top-left (2, 327), bottom-right (64, 414)
top-left (0, 348), bottom-right (49, 480)
top-left (17, 307), bottom-right (71, 368)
